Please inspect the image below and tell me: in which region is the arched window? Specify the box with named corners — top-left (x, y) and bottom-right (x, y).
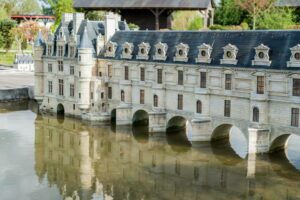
top-left (153, 95), bottom-right (158, 107)
top-left (253, 107), bottom-right (259, 122)
top-left (121, 90), bottom-right (125, 102)
top-left (196, 100), bottom-right (202, 114)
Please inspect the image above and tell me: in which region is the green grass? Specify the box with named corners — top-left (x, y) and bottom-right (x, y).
top-left (0, 52), bottom-right (15, 66)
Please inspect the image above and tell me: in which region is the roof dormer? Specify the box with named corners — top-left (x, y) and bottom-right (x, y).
top-left (288, 44), bottom-right (300, 68)
top-left (220, 44), bottom-right (238, 65)
top-left (196, 43), bottom-right (212, 63)
top-left (136, 42), bottom-right (150, 60)
top-left (153, 42), bottom-right (168, 61)
top-left (121, 42), bottom-right (134, 59)
top-left (104, 41), bottom-right (117, 58)
top-left (174, 43), bottom-right (189, 62)
top-left (252, 44), bottom-right (271, 67)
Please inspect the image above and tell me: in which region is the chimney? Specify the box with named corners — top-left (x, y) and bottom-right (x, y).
top-left (61, 13), bottom-right (73, 27)
top-left (73, 13), bottom-right (85, 35)
top-left (105, 12), bottom-right (119, 43)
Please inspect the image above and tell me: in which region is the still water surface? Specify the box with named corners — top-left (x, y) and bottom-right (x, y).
top-left (1, 102), bottom-right (300, 200)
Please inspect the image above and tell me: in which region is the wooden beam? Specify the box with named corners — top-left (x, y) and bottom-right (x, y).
top-left (150, 8), bottom-right (166, 30)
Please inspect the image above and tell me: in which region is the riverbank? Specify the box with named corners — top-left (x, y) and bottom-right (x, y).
top-left (0, 66), bottom-right (34, 102)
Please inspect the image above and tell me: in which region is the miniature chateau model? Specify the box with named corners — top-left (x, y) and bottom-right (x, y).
top-left (14, 53), bottom-right (34, 72)
top-left (34, 13), bottom-right (300, 155)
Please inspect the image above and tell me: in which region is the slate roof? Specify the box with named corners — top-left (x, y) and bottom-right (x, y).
top-left (49, 20), bottom-right (128, 57)
top-left (73, 0), bottom-right (213, 9)
top-left (103, 30), bottom-right (300, 70)
top-left (276, 0), bottom-right (300, 7)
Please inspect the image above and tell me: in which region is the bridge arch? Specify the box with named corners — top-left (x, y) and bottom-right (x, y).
top-left (57, 103), bottom-right (65, 116)
top-left (110, 108), bottom-right (117, 124)
top-left (269, 134), bottom-right (291, 153)
top-left (132, 109), bottom-right (149, 126)
top-left (166, 116), bottom-right (191, 151)
top-left (211, 123), bottom-right (248, 159)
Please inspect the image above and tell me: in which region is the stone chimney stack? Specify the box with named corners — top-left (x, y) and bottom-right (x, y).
top-left (105, 12), bottom-right (119, 43)
top-left (73, 13), bottom-right (85, 35)
top-left (61, 13), bottom-right (73, 27)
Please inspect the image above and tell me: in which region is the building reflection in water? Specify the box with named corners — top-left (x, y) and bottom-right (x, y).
top-left (34, 115), bottom-right (300, 200)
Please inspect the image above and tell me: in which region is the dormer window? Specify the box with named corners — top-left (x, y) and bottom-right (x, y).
top-left (121, 42), bottom-right (133, 59)
top-left (104, 41), bottom-right (117, 58)
top-left (174, 43), bottom-right (189, 62)
top-left (288, 44), bottom-right (300, 68)
top-left (196, 43), bottom-right (212, 63)
top-left (153, 42), bottom-right (168, 61)
top-left (252, 44), bottom-right (271, 67)
top-left (220, 44), bottom-right (238, 65)
top-left (137, 42), bottom-right (150, 60)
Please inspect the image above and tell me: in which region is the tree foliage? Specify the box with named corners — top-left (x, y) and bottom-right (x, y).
top-left (0, 0), bottom-right (42, 15)
top-left (215, 0), bottom-right (246, 26)
top-left (256, 7), bottom-right (295, 29)
top-left (51, 0), bottom-right (74, 30)
top-left (236, 0), bottom-right (275, 30)
top-left (0, 19), bottom-right (17, 51)
top-left (188, 16), bottom-right (203, 30)
top-left (172, 11), bottom-right (203, 30)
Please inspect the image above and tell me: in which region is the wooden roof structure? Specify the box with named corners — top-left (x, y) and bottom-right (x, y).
top-left (74, 0), bottom-right (215, 30)
top-left (73, 0), bottom-right (213, 9)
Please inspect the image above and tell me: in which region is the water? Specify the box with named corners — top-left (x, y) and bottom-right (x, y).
top-left (1, 102), bottom-right (300, 200)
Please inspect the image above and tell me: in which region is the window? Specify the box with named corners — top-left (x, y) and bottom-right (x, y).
top-left (293, 79), bottom-right (300, 96)
top-left (73, 104), bottom-right (75, 110)
top-left (70, 84), bottom-right (74, 97)
top-left (70, 66), bottom-right (74, 75)
top-left (91, 92), bottom-right (94, 100)
top-left (178, 70), bottom-right (183, 85)
top-left (225, 74), bottom-right (232, 90)
top-left (48, 81), bottom-right (53, 93)
top-left (257, 76), bottom-right (265, 94)
top-left (58, 61), bottom-right (63, 72)
top-left (253, 107), bottom-right (259, 122)
top-left (196, 100), bottom-right (202, 114)
top-left (58, 46), bottom-right (64, 57)
top-left (140, 89), bottom-right (145, 104)
top-left (59, 79), bottom-right (64, 96)
top-left (177, 94), bottom-right (183, 110)
top-left (101, 92), bottom-right (104, 99)
top-left (124, 66), bottom-right (129, 80)
top-left (48, 64), bottom-right (52, 72)
top-left (108, 64), bottom-right (112, 77)
top-left (108, 87), bottom-right (112, 99)
top-left (153, 95), bottom-right (158, 107)
top-left (224, 100), bottom-right (231, 117)
top-left (200, 72), bottom-right (207, 88)
top-left (47, 45), bottom-right (52, 56)
top-left (140, 67), bottom-right (145, 81)
top-left (69, 46), bottom-right (75, 57)
top-left (157, 69), bottom-right (163, 84)
top-left (79, 93), bottom-right (81, 99)
top-left (291, 108), bottom-right (299, 127)
top-left (121, 90), bottom-right (125, 102)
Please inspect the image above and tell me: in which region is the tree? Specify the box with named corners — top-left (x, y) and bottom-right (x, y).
top-left (172, 11), bottom-right (202, 30)
top-left (18, 0), bottom-right (42, 15)
top-left (236, 0), bottom-right (275, 30)
top-left (0, 19), bottom-right (17, 51)
top-left (53, 0), bottom-right (74, 27)
top-left (85, 11), bottom-right (106, 21)
top-left (188, 16), bottom-right (203, 30)
top-left (256, 7), bottom-right (295, 29)
top-left (215, 0), bottom-right (246, 26)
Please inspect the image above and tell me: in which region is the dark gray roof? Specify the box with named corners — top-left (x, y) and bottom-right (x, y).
top-left (49, 20), bottom-right (128, 57)
top-left (103, 30), bottom-right (300, 70)
top-left (74, 0), bottom-right (213, 9)
top-left (79, 27), bottom-right (94, 49)
top-left (276, 0), bottom-right (300, 7)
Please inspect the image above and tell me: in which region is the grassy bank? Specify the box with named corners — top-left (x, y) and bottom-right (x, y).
top-left (0, 52), bottom-right (15, 66)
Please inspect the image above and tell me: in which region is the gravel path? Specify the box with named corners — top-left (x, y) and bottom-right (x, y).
top-left (0, 67), bottom-right (34, 89)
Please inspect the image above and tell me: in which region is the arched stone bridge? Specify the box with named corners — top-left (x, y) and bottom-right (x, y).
top-left (109, 104), bottom-right (300, 155)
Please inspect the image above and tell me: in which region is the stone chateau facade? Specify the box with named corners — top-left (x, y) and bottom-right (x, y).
top-left (34, 13), bottom-right (300, 154)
